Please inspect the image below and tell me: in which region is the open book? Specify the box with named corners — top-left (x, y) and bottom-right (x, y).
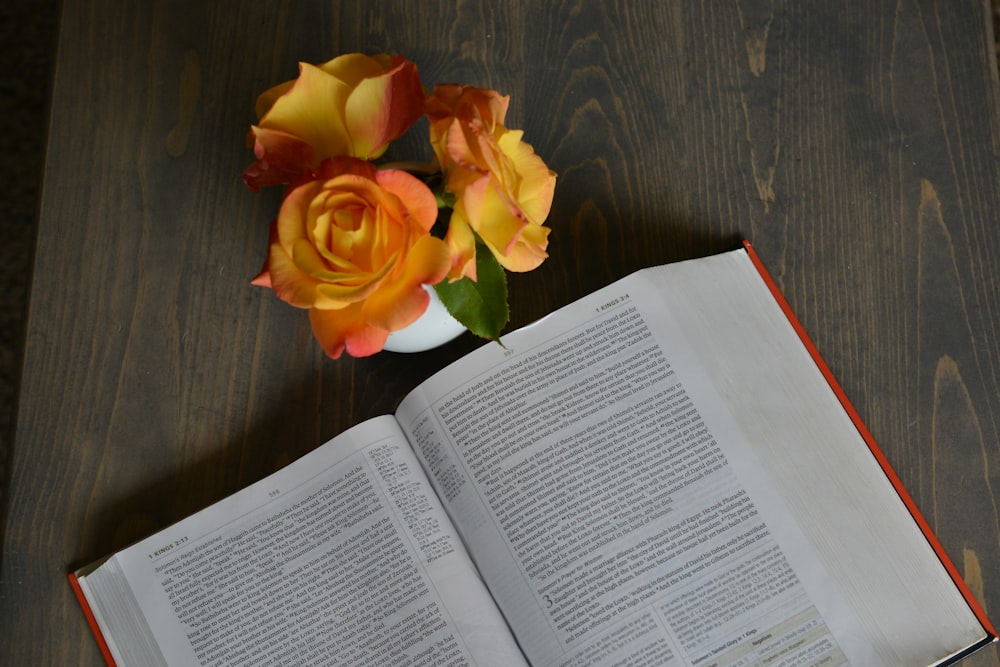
top-left (71, 243), bottom-right (996, 667)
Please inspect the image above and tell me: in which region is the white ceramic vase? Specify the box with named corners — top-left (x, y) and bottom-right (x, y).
top-left (383, 285), bottom-right (467, 353)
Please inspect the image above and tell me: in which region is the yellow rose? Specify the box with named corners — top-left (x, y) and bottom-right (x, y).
top-left (252, 157), bottom-right (451, 358)
top-left (243, 53), bottom-right (424, 191)
top-left (426, 84), bottom-right (556, 280)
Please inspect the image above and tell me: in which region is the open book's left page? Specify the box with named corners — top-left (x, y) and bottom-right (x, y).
top-left (73, 415), bottom-right (526, 667)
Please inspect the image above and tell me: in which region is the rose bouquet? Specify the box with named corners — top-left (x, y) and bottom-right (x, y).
top-left (244, 53), bottom-right (556, 359)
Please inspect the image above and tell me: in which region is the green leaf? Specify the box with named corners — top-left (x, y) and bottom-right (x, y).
top-left (434, 189), bottom-right (457, 210)
top-left (434, 239), bottom-right (509, 342)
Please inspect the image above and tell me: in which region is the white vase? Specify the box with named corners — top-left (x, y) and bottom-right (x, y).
top-left (383, 285), bottom-right (467, 353)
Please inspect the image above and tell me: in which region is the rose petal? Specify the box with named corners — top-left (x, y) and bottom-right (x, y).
top-left (254, 80), bottom-right (294, 120)
top-left (250, 268), bottom-right (272, 288)
top-left (500, 222), bottom-right (550, 272)
top-left (443, 207), bottom-right (478, 281)
top-left (361, 235), bottom-right (451, 331)
top-left (498, 130), bottom-right (556, 223)
top-left (311, 256), bottom-right (395, 308)
top-left (315, 156), bottom-right (379, 180)
top-left (459, 173), bottom-right (550, 273)
top-left (258, 62), bottom-right (354, 160)
top-left (309, 303), bottom-right (389, 359)
top-left (242, 126), bottom-right (318, 192)
top-left (427, 84), bottom-right (509, 139)
top-left (345, 56), bottom-right (424, 159)
top-left (264, 238), bottom-right (321, 308)
top-left (275, 179), bottom-right (323, 251)
top-left (470, 178), bottom-right (529, 245)
top-left (375, 169), bottom-right (440, 233)
top-left (319, 53), bottom-right (392, 87)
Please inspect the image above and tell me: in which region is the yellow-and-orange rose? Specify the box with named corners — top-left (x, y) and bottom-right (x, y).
top-left (252, 157), bottom-right (451, 358)
top-left (243, 53), bottom-right (424, 191)
top-left (426, 84), bottom-right (556, 280)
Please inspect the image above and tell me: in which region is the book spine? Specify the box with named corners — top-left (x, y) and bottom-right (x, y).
top-left (741, 239), bottom-right (997, 642)
top-left (68, 573), bottom-right (118, 667)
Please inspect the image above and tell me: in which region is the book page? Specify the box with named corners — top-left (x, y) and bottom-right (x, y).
top-left (77, 416), bottom-right (526, 667)
top-left (395, 249), bottom-right (985, 667)
top-left (638, 250), bottom-right (986, 664)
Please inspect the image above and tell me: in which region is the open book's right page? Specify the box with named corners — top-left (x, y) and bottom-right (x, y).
top-left (396, 247), bottom-right (988, 667)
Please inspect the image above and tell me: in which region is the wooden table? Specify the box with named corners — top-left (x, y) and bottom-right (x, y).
top-left (3, 1), bottom-right (999, 664)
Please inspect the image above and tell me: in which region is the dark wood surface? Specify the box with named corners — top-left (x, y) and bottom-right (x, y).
top-left (3, 1), bottom-right (1000, 664)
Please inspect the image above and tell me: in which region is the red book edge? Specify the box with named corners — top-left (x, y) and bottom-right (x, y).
top-left (68, 572), bottom-right (119, 667)
top-left (742, 239), bottom-right (997, 642)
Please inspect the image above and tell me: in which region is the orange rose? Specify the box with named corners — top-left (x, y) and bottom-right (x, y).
top-left (252, 157), bottom-right (451, 358)
top-left (426, 84), bottom-right (556, 280)
top-left (243, 53), bottom-right (424, 191)
top-left (426, 85), bottom-right (509, 175)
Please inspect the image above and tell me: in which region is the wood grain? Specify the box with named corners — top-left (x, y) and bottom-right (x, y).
top-left (2, 0), bottom-right (999, 663)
